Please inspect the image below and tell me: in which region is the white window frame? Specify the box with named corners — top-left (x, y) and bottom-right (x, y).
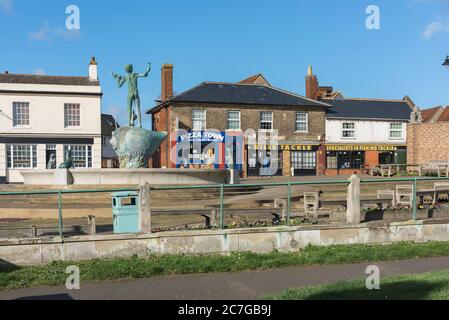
top-left (64, 104), bottom-right (81, 128)
top-left (227, 111), bottom-right (241, 130)
top-left (192, 109), bottom-right (206, 131)
top-left (12, 102), bottom-right (30, 128)
top-left (6, 144), bottom-right (37, 169)
top-left (260, 112), bottom-right (274, 131)
top-left (295, 112), bottom-right (309, 133)
top-left (64, 145), bottom-right (92, 168)
top-left (389, 122), bottom-right (403, 140)
top-left (342, 122), bottom-right (356, 139)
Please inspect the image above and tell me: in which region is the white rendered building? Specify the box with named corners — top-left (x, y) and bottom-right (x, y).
top-left (0, 58), bottom-right (102, 183)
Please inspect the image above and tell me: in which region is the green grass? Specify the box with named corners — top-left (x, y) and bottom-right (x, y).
top-left (263, 270), bottom-right (449, 300)
top-left (2, 241), bottom-right (449, 291)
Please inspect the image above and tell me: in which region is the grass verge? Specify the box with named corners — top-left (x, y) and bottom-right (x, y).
top-left (263, 270), bottom-right (449, 300)
top-left (1, 241), bottom-right (449, 291)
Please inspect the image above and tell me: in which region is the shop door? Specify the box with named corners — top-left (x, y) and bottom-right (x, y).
top-left (394, 150), bottom-right (407, 165)
top-left (291, 151), bottom-right (317, 176)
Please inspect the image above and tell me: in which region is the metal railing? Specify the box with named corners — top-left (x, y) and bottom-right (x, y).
top-left (2, 176), bottom-right (449, 238)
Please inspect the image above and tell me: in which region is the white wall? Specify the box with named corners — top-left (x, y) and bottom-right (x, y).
top-left (0, 90), bottom-right (101, 136)
top-left (0, 82), bottom-right (102, 183)
top-left (325, 119), bottom-right (407, 144)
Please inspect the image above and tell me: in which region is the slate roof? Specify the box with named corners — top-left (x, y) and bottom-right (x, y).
top-left (323, 98), bottom-right (412, 121)
top-left (101, 114), bottom-right (119, 136)
top-left (148, 82), bottom-right (330, 113)
top-left (0, 73), bottom-right (100, 86)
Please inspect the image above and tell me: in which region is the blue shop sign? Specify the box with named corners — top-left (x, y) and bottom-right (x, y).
top-left (178, 131), bottom-right (225, 143)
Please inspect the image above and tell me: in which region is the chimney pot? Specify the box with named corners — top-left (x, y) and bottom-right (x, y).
top-left (308, 66), bottom-right (313, 76)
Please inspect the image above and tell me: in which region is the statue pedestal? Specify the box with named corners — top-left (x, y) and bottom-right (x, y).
top-left (54, 169), bottom-right (73, 186)
top-left (110, 127), bottom-right (167, 169)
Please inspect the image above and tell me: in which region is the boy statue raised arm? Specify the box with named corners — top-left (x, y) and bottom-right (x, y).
top-left (111, 63), bottom-right (151, 128)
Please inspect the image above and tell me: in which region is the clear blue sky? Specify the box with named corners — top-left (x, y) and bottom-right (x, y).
top-left (1, 0), bottom-right (449, 128)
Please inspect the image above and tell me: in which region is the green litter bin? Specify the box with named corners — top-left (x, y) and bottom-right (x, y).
top-left (112, 191), bottom-right (140, 234)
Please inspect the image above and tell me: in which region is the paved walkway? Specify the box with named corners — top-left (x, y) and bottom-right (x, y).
top-left (1, 256), bottom-right (449, 300)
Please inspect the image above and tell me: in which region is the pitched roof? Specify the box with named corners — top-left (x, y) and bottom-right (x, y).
top-left (324, 98), bottom-right (412, 121)
top-left (238, 74), bottom-right (271, 86)
top-left (422, 106), bottom-right (443, 123)
top-left (0, 73), bottom-right (100, 86)
top-left (147, 82), bottom-right (330, 113)
top-left (437, 106), bottom-right (449, 122)
top-left (101, 114), bottom-right (119, 136)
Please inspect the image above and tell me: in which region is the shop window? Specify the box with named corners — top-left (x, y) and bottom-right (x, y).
top-left (291, 151), bottom-right (316, 169)
top-left (327, 151), bottom-right (365, 170)
top-left (63, 145), bottom-right (92, 168)
top-left (7, 145), bottom-right (37, 169)
top-left (178, 142), bottom-right (216, 165)
top-left (342, 122), bottom-right (355, 139)
top-left (379, 152), bottom-right (395, 165)
top-left (389, 123), bottom-right (403, 139)
top-left (326, 154), bottom-right (338, 169)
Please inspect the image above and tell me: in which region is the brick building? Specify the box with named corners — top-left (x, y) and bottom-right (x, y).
top-left (147, 64), bottom-right (330, 177)
top-left (407, 106), bottom-right (449, 165)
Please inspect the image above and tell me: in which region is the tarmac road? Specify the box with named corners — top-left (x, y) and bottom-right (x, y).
top-left (1, 256), bottom-right (449, 300)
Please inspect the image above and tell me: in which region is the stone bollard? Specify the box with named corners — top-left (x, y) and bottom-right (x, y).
top-left (88, 215), bottom-right (96, 235)
top-left (347, 174), bottom-right (361, 224)
top-left (210, 209), bottom-right (217, 227)
top-left (139, 183), bottom-right (152, 233)
top-left (31, 225), bottom-right (37, 237)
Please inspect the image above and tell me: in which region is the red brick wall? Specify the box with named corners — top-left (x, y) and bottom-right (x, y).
top-left (365, 151), bottom-right (379, 168)
top-left (407, 122), bottom-right (449, 165)
top-left (151, 106), bottom-right (171, 168)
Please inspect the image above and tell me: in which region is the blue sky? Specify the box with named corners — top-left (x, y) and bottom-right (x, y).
top-left (1, 0), bottom-right (449, 128)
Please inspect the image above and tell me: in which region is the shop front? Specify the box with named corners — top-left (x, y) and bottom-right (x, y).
top-left (325, 144), bottom-right (407, 175)
top-left (246, 143), bottom-right (320, 177)
top-left (176, 131), bottom-right (244, 171)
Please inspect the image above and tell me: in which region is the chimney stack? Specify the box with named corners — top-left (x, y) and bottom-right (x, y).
top-left (161, 63), bottom-right (174, 102)
top-left (305, 65), bottom-right (319, 100)
top-left (89, 57), bottom-right (98, 81)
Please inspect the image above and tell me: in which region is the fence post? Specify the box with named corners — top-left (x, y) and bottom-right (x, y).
top-left (287, 182), bottom-right (292, 225)
top-left (412, 178), bottom-right (417, 220)
top-left (219, 184), bottom-right (224, 229)
top-left (57, 190), bottom-right (63, 238)
top-left (346, 174), bottom-right (361, 224)
top-left (139, 183), bottom-right (152, 233)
